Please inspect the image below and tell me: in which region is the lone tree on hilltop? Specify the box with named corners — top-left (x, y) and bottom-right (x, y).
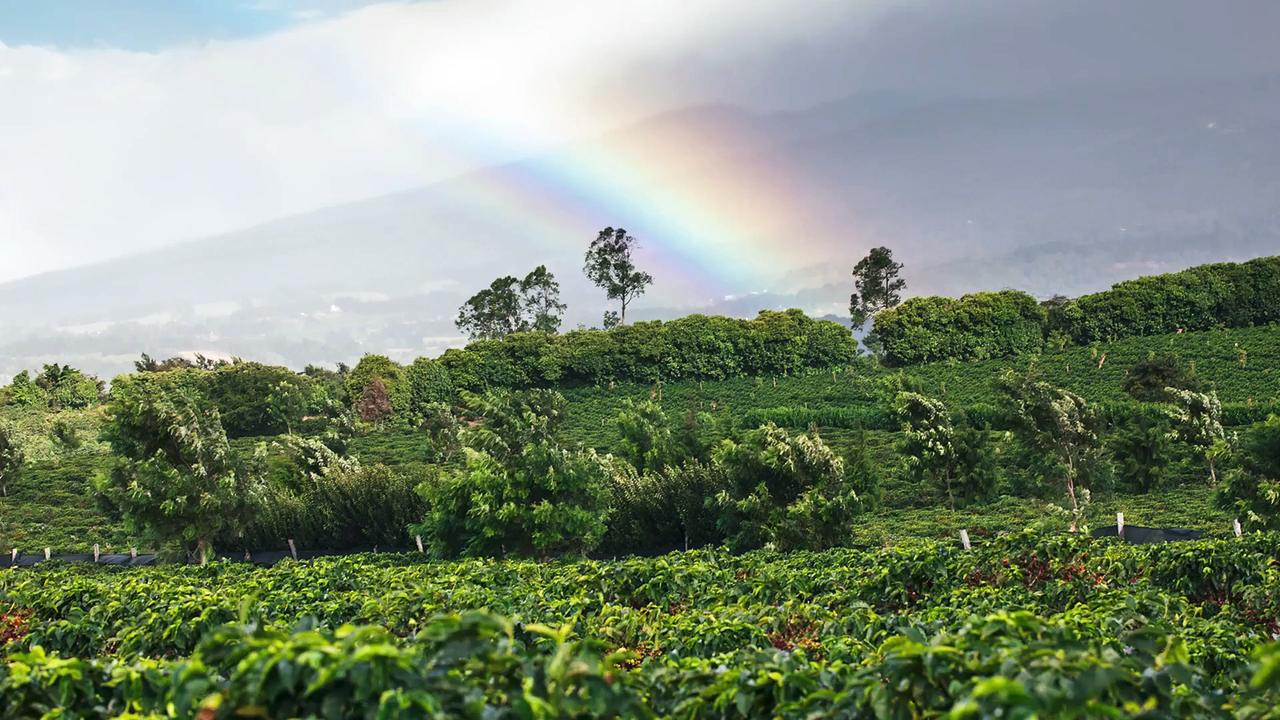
top-left (849, 246), bottom-right (906, 327)
top-left (584, 227), bottom-right (653, 326)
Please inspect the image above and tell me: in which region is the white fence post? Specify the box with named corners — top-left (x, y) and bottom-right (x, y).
top-left (287, 539), bottom-right (298, 560)
top-left (959, 529), bottom-right (971, 551)
top-left (10, 548), bottom-right (17, 563)
top-left (44, 547), bottom-right (51, 561)
top-left (1117, 512), bottom-right (1125, 539)
top-left (415, 535), bottom-right (424, 553)
top-left (1233, 518), bottom-right (1243, 537)
top-left (130, 547), bottom-right (137, 560)
top-left (93, 544), bottom-right (100, 563)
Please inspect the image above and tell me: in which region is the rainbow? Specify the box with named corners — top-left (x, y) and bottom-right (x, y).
top-left (413, 109), bottom-right (842, 304)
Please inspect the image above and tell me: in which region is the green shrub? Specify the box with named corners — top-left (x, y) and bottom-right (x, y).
top-left (872, 290), bottom-right (1047, 366)
top-left (1051, 255), bottom-right (1280, 343)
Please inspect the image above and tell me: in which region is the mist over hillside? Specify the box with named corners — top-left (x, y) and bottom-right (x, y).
top-left (2, 75), bottom-right (1278, 381)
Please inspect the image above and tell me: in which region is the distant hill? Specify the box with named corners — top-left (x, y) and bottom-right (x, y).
top-left (2, 76), bottom-right (1278, 380)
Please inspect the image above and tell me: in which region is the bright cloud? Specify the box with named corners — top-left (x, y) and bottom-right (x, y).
top-left (0, 0), bottom-right (879, 282)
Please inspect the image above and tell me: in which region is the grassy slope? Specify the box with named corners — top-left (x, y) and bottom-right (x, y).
top-left (2, 324), bottom-right (1276, 552)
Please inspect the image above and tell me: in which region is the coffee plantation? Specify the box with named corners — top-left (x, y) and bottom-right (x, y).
top-left (3, 533), bottom-right (1280, 717)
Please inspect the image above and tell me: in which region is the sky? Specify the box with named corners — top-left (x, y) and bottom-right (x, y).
top-left (2, 0), bottom-right (1278, 284)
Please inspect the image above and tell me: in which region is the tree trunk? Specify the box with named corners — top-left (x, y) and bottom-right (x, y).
top-left (1065, 475), bottom-right (1079, 532)
top-left (1208, 456), bottom-right (1218, 485)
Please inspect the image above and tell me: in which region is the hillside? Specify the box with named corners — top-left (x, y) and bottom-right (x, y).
top-left (3, 77), bottom-right (1280, 380)
top-left (4, 323), bottom-right (1275, 553)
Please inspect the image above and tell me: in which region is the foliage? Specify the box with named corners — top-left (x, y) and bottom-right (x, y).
top-left (1051, 255), bottom-right (1280, 344)
top-left (896, 394), bottom-right (998, 508)
top-left (997, 371), bottom-right (1106, 528)
top-left (418, 402), bottom-right (462, 464)
top-left (614, 399), bottom-right (678, 475)
top-left (520, 264), bottom-right (568, 334)
top-left (455, 274), bottom-right (528, 340)
top-left (439, 309), bottom-right (858, 390)
top-left (849, 245), bottom-right (906, 327)
top-left (405, 358), bottom-right (455, 419)
top-left (1166, 387), bottom-right (1230, 483)
top-left (247, 461), bottom-right (427, 550)
top-left (48, 419), bottom-right (81, 452)
top-left (95, 372), bottom-right (261, 561)
top-left (896, 392), bottom-right (961, 508)
top-left (457, 266), bottom-right (568, 341)
top-left (602, 459), bottom-right (726, 554)
top-left (0, 422), bottom-right (23, 498)
top-left (1123, 353), bottom-right (1200, 402)
top-left (583, 227), bottom-right (653, 325)
top-left (134, 352), bottom-right (230, 372)
top-left (32, 364), bottom-right (102, 410)
top-left (344, 355), bottom-right (408, 417)
top-left (415, 390), bottom-right (612, 557)
top-left (1217, 415), bottom-right (1280, 531)
top-left (205, 361), bottom-right (314, 437)
top-left (2, 372), bottom-right (48, 409)
top-left (713, 423), bottom-right (856, 551)
top-left (873, 290), bottom-right (1047, 366)
top-left (1108, 411), bottom-right (1178, 493)
top-left (5, 536), bottom-right (1280, 717)
top-left (356, 378), bottom-right (395, 424)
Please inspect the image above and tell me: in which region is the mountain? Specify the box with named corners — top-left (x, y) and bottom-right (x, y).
top-left (2, 77), bottom-right (1278, 380)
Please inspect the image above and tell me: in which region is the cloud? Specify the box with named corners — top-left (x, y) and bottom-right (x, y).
top-left (0, 0), bottom-right (882, 282)
top-left (1, 0), bottom-right (1276, 284)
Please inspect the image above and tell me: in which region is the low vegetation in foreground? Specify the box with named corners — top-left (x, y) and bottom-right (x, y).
top-left (3, 533), bottom-right (1280, 717)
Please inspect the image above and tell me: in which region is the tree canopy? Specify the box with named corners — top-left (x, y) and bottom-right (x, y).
top-left (584, 227), bottom-right (653, 326)
top-left (849, 246), bottom-right (906, 327)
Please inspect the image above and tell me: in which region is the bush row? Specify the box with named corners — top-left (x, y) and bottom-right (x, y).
top-left (438, 310), bottom-right (858, 390)
top-left (1053, 255), bottom-right (1280, 344)
top-left (740, 400), bottom-right (1280, 432)
top-left (871, 256), bottom-right (1280, 366)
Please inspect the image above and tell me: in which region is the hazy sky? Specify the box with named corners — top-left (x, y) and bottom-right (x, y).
top-left (2, 0), bottom-right (1277, 284)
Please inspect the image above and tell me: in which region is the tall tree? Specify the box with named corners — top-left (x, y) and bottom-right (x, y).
top-left (1166, 388), bottom-right (1230, 483)
top-left (997, 371), bottom-right (1105, 530)
top-left (896, 392), bottom-right (961, 509)
top-left (456, 276), bottom-right (526, 340)
top-left (519, 265), bottom-right (567, 333)
top-left (96, 373), bottom-right (260, 563)
top-left (414, 389), bottom-right (611, 558)
top-left (584, 227), bottom-right (653, 325)
top-left (849, 246), bottom-right (906, 327)
top-left (1217, 415), bottom-right (1280, 531)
